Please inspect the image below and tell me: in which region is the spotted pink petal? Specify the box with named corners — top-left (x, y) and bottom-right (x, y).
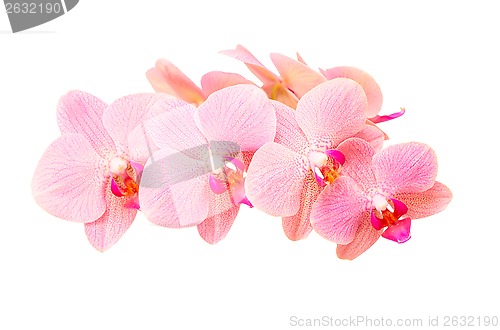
top-left (195, 85), bottom-right (276, 151)
top-left (56, 90), bottom-right (115, 158)
top-left (311, 176), bottom-right (367, 244)
top-left (295, 79), bottom-right (367, 148)
top-left (381, 217), bottom-right (412, 243)
top-left (146, 59), bottom-right (206, 105)
top-left (394, 181), bottom-right (452, 219)
top-left (245, 142), bottom-right (308, 216)
top-left (270, 53), bottom-right (326, 98)
top-left (272, 100), bottom-right (309, 154)
top-left (220, 45), bottom-right (279, 85)
top-left (282, 177), bottom-right (321, 241)
top-left (84, 184), bottom-right (137, 251)
top-left (139, 148), bottom-right (210, 228)
top-left (201, 71), bottom-right (255, 95)
top-left (321, 66), bottom-right (383, 118)
top-left (102, 93), bottom-right (167, 163)
top-left (372, 142), bottom-right (438, 194)
top-left (336, 214), bottom-right (382, 260)
top-left (353, 121), bottom-right (386, 152)
top-left (197, 193), bottom-right (240, 244)
top-left (32, 133), bottom-right (106, 223)
top-left (146, 98), bottom-right (208, 157)
top-left (336, 138), bottom-right (378, 191)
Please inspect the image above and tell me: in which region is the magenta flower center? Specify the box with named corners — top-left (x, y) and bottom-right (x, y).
top-left (309, 149), bottom-right (345, 187)
top-left (209, 157), bottom-right (252, 207)
top-left (109, 156), bottom-right (143, 209)
top-left (370, 195), bottom-right (411, 244)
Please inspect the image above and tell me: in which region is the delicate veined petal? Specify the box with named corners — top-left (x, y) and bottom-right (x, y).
top-left (336, 138), bottom-right (378, 191)
top-left (195, 85), bottom-right (276, 151)
top-left (282, 176), bottom-right (322, 240)
top-left (311, 176), bottom-right (366, 244)
top-left (102, 93), bottom-right (167, 163)
top-left (220, 45), bottom-right (279, 84)
top-left (370, 107), bottom-right (406, 124)
top-left (373, 142), bottom-right (438, 194)
top-left (139, 148), bottom-right (211, 228)
top-left (272, 101), bottom-right (309, 153)
top-left (321, 66), bottom-right (383, 118)
top-left (353, 121), bottom-right (386, 152)
top-left (381, 217), bottom-right (411, 243)
top-left (146, 59), bottom-right (206, 105)
top-left (266, 83), bottom-right (299, 109)
top-left (270, 52), bottom-right (326, 98)
top-left (295, 79), bottom-right (367, 148)
top-left (394, 181), bottom-right (452, 219)
top-left (245, 142), bottom-right (308, 217)
top-left (56, 90), bottom-right (115, 158)
top-left (201, 71), bottom-right (255, 95)
top-left (336, 215), bottom-right (381, 260)
top-left (85, 184), bottom-right (137, 251)
top-left (146, 98), bottom-right (208, 157)
top-left (32, 133), bottom-right (106, 223)
top-left (197, 193), bottom-right (240, 244)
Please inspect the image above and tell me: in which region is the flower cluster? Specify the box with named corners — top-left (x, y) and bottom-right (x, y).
top-left (32, 45), bottom-right (452, 259)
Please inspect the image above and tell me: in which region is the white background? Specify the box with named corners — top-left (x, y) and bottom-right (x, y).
top-left (1, 1), bottom-right (499, 329)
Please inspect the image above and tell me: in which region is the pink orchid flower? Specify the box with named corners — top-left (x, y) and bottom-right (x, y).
top-left (146, 58), bottom-right (254, 106)
top-left (32, 91), bottom-right (166, 251)
top-left (310, 138), bottom-right (452, 260)
top-left (221, 45), bottom-right (327, 109)
top-left (245, 78), bottom-right (385, 241)
top-left (138, 85), bottom-right (276, 244)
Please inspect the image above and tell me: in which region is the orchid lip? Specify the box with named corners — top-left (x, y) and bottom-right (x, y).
top-left (209, 174), bottom-right (229, 194)
top-left (381, 217), bottom-right (412, 243)
top-left (111, 176), bottom-right (125, 197)
top-left (369, 107), bottom-right (406, 124)
top-left (325, 149), bottom-right (345, 165)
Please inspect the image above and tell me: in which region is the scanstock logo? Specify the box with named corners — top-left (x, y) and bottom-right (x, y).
top-left (4, 0), bottom-right (79, 33)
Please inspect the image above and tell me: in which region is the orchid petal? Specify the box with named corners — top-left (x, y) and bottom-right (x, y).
top-left (321, 66), bottom-right (383, 117)
top-left (201, 71), bottom-right (255, 95)
top-left (311, 176), bottom-right (366, 244)
top-left (245, 142), bottom-right (308, 217)
top-left (270, 53), bottom-right (326, 98)
top-left (393, 181), bottom-right (452, 219)
top-left (265, 83), bottom-right (299, 109)
top-left (282, 178), bottom-right (322, 241)
top-left (336, 138), bottom-right (378, 191)
top-left (296, 52), bottom-right (307, 65)
top-left (295, 79), bottom-right (367, 148)
top-left (220, 45), bottom-right (279, 84)
top-left (272, 100), bottom-right (309, 154)
top-left (146, 98), bottom-right (208, 158)
top-left (56, 90), bottom-right (114, 158)
top-left (32, 133), bottom-right (106, 223)
top-left (373, 142), bottom-right (438, 194)
top-left (195, 85), bottom-right (276, 151)
top-left (85, 186), bottom-right (137, 251)
top-left (197, 193), bottom-right (240, 244)
top-left (336, 214), bottom-right (382, 260)
top-left (103, 93), bottom-right (167, 163)
top-left (139, 148), bottom-right (210, 228)
top-left (146, 59), bottom-right (206, 105)
top-left (353, 121), bottom-right (387, 152)
top-left (381, 218), bottom-right (412, 243)
top-left (325, 149), bottom-right (346, 165)
top-left (370, 107), bottom-right (406, 124)
top-left (209, 174), bottom-right (228, 194)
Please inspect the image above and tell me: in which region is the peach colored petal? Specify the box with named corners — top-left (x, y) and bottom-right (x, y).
top-left (270, 53), bottom-right (326, 98)
top-left (353, 121), bottom-right (386, 152)
top-left (336, 138), bottom-right (378, 192)
top-left (146, 59), bottom-right (206, 105)
top-left (201, 71), bottom-right (255, 95)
